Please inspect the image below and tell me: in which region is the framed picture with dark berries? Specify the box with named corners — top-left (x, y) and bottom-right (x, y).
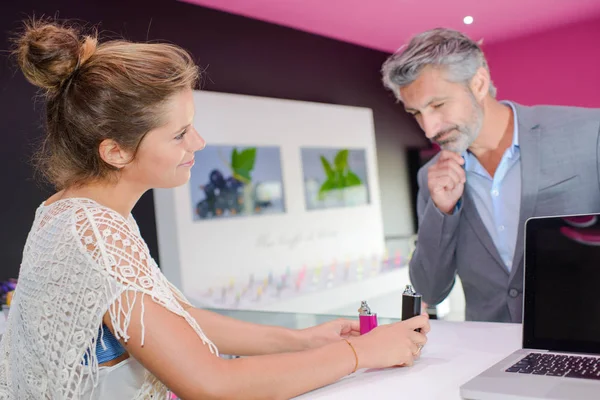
top-left (189, 145), bottom-right (286, 221)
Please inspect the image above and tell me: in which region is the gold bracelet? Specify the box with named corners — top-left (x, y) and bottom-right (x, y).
top-left (343, 338), bottom-right (358, 374)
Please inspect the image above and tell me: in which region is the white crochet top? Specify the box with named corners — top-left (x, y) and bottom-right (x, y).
top-left (0, 198), bottom-right (218, 399)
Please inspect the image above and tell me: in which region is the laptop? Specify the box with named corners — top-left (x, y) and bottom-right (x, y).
top-left (460, 213), bottom-right (600, 400)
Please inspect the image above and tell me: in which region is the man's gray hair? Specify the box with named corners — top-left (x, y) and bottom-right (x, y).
top-left (381, 28), bottom-right (497, 101)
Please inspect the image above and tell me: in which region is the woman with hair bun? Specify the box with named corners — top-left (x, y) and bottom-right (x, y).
top-left (0, 18), bottom-right (430, 400)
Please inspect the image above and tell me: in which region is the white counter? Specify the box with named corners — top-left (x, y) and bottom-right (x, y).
top-left (296, 320), bottom-right (522, 400)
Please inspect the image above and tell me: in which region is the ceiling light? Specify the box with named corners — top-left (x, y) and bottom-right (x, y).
top-left (463, 16), bottom-right (474, 25)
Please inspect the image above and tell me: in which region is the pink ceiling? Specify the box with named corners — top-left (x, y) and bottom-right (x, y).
top-left (181, 0), bottom-right (600, 52)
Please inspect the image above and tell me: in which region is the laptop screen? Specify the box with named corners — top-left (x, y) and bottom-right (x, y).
top-left (523, 214), bottom-right (600, 354)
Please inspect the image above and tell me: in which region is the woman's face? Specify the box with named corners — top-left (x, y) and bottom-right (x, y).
top-left (121, 89), bottom-right (206, 190)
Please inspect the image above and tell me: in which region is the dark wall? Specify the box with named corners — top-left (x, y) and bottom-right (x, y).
top-left (0, 0), bottom-right (426, 280)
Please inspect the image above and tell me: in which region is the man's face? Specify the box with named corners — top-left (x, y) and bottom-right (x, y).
top-left (399, 66), bottom-right (483, 154)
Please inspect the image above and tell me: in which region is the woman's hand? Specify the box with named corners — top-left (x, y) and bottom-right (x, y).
top-left (300, 318), bottom-right (360, 350)
top-left (351, 314), bottom-right (430, 370)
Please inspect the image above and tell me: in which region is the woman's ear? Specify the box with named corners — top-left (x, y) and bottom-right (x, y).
top-left (98, 139), bottom-right (132, 169)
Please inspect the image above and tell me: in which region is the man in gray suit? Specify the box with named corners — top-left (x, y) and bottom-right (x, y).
top-left (381, 28), bottom-right (600, 323)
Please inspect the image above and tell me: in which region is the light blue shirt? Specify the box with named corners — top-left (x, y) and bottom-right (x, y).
top-left (461, 102), bottom-right (521, 271)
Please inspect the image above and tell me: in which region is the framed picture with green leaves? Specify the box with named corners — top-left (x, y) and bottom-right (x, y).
top-left (300, 147), bottom-right (370, 210)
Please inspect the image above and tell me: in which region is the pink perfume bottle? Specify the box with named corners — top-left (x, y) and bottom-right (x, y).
top-left (358, 300), bottom-right (378, 335)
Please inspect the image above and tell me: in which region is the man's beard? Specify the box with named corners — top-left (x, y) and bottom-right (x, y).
top-left (432, 95), bottom-right (483, 154)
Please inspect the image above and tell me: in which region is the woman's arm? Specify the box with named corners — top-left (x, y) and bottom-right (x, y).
top-left (106, 293), bottom-right (429, 400)
top-left (184, 307), bottom-right (307, 355)
top-left (184, 307), bottom-right (359, 356)
top-left (92, 212), bottom-right (428, 399)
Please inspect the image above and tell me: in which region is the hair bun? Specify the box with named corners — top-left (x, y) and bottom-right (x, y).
top-left (14, 20), bottom-right (97, 93)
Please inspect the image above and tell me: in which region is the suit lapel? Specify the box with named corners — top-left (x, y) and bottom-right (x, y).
top-left (509, 104), bottom-right (541, 282)
top-left (462, 190), bottom-right (508, 274)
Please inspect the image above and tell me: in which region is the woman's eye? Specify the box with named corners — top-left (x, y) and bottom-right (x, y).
top-left (175, 129), bottom-right (187, 140)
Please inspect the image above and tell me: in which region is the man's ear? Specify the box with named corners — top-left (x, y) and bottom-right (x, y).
top-left (469, 66), bottom-right (490, 102)
top-left (98, 139), bottom-right (132, 169)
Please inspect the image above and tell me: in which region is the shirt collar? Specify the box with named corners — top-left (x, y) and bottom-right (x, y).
top-left (503, 100), bottom-right (520, 153)
top-left (462, 100), bottom-right (520, 171)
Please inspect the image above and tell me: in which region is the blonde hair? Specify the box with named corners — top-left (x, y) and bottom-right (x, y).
top-left (13, 18), bottom-right (200, 189)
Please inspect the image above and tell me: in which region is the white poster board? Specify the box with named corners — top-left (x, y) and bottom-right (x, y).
top-left (153, 91), bottom-right (387, 308)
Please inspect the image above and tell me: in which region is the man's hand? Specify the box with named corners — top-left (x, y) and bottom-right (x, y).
top-left (427, 150), bottom-right (466, 214)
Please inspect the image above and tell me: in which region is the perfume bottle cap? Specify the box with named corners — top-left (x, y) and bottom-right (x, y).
top-left (403, 284), bottom-right (421, 296)
top-left (358, 300), bottom-right (372, 315)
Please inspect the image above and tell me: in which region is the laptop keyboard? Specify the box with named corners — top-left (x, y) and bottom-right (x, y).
top-left (506, 353), bottom-right (600, 380)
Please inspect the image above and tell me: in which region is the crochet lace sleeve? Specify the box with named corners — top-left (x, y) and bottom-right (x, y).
top-left (126, 213), bottom-right (195, 310)
top-left (75, 205), bottom-right (217, 353)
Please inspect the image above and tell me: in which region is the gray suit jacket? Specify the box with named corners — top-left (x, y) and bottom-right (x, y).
top-left (410, 103), bottom-right (600, 323)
